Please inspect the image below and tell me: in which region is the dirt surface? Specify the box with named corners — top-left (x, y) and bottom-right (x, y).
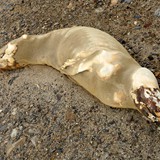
top-left (0, 0), bottom-right (160, 159)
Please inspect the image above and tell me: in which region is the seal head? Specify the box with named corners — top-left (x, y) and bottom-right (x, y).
top-left (132, 86), bottom-right (160, 124)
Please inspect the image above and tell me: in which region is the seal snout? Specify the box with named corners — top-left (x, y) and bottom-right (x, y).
top-left (132, 86), bottom-right (160, 123)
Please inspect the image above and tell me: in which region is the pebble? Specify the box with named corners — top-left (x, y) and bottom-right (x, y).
top-left (110, 0), bottom-right (118, 6)
top-left (11, 128), bottom-right (18, 138)
top-left (8, 76), bottom-right (19, 85)
top-left (28, 129), bottom-right (35, 134)
top-left (134, 15), bottom-right (141, 19)
top-left (30, 136), bottom-right (38, 147)
top-left (134, 21), bottom-right (138, 25)
top-left (0, 124), bottom-right (7, 132)
top-left (5, 4), bottom-right (15, 11)
top-left (120, 0), bottom-right (132, 3)
top-left (28, 128), bottom-right (38, 134)
top-left (95, 7), bottom-right (104, 13)
top-left (11, 108), bottom-right (17, 115)
top-left (134, 25), bottom-right (141, 30)
top-left (32, 5), bottom-right (40, 12)
top-left (154, 8), bottom-right (160, 17)
top-left (19, 126), bottom-right (23, 130)
top-left (67, 2), bottom-right (74, 10)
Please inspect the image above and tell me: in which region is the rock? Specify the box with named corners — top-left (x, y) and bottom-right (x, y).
top-left (28, 129), bottom-right (35, 134)
top-left (67, 2), bottom-right (75, 10)
top-left (8, 76), bottom-right (19, 85)
top-left (11, 108), bottom-right (17, 115)
top-left (134, 25), bottom-right (141, 30)
top-left (30, 136), bottom-right (38, 147)
top-left (134, 21), bottom-right (138, 25)
top-left (28, 128), bottom-right (38, 135)
top-left (110, 0), bottom-right (118, 6)
top-left (11, 128), bottom-right (18, 138)
top-left (95, 7), bottom-right (104, 13)
top-left (19, 126), bottom-right (23, 130)
top-left (154, 8), bottom-right (160, 17)
top-left (32, 5), bottom-right (40, 12)
top-left (0, 124), bottom-right (7, 132)
top-left (134, 15), bottom-right (141, 19)
top-left (120, 0), bottom-right (132, 3)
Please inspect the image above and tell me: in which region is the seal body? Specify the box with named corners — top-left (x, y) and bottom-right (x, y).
top-left (0, 27), bottom-right (159, 114)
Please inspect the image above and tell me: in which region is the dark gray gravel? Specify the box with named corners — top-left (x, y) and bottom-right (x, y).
top-left (0, 0), bottom-right (160, 159)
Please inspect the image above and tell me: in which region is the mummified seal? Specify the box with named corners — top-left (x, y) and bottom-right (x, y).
top-left (0, 26), bottom-right (159, 123)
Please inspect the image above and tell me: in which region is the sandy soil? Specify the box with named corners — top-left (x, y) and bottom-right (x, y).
top-left (0, 0), bottom-right (160, 159)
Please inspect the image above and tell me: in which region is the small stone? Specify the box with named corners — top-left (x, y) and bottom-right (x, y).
top-left (53, 22), bottom-right (59, 26)
top-left (95, 7), bottom-right (104, 13)
top-left (19, 126), bottom-right (23, 130)
top-left (110, 0), bottom-right (118, 6)
top-left (134, 15), bottom-right (141, 19)
top-left (0, 124), bottom-right (7, 132)
top-left (32, 6), bottom-right (39, 12)
top-left (11, 128), bottom-right (18, 138)
top-left (134, 21), bottom-right (138, 25)
top-left (6, 4), bottom-right (14, 11)
top-left (8, 76), bottom-right (17, 85)
top-left (154, 8), bottom-right (160, 17)
top-left (67, 2), bottom-right (74, 10)
top-left (11, 108), bottom-right (17, 115)
top-left (28, 129), bottom-right (35, 134)
top-left (120, 0), bottom-right (132, 3)
top-left (134, 25), bottom-right (141, 30)
top-left (28, 128), bottom-right (38, 134)
top-left (31, 136), bottom-right (38, 147)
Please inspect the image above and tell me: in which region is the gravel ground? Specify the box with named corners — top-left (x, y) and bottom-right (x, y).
top-left (0, 0), bottom-right (160, 159)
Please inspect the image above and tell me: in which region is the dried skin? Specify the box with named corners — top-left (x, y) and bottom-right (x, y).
top-left (0, 26), bottom-right (159, 122)
top-left (133, 87), bottom-right (160, 122)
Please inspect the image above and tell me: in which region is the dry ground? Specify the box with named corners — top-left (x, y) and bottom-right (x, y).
top-left (0, 0), bottom-right (160, 159)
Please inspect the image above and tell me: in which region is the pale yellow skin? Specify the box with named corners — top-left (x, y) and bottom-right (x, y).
top-left (0, 27), bottom-right (159, 110)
